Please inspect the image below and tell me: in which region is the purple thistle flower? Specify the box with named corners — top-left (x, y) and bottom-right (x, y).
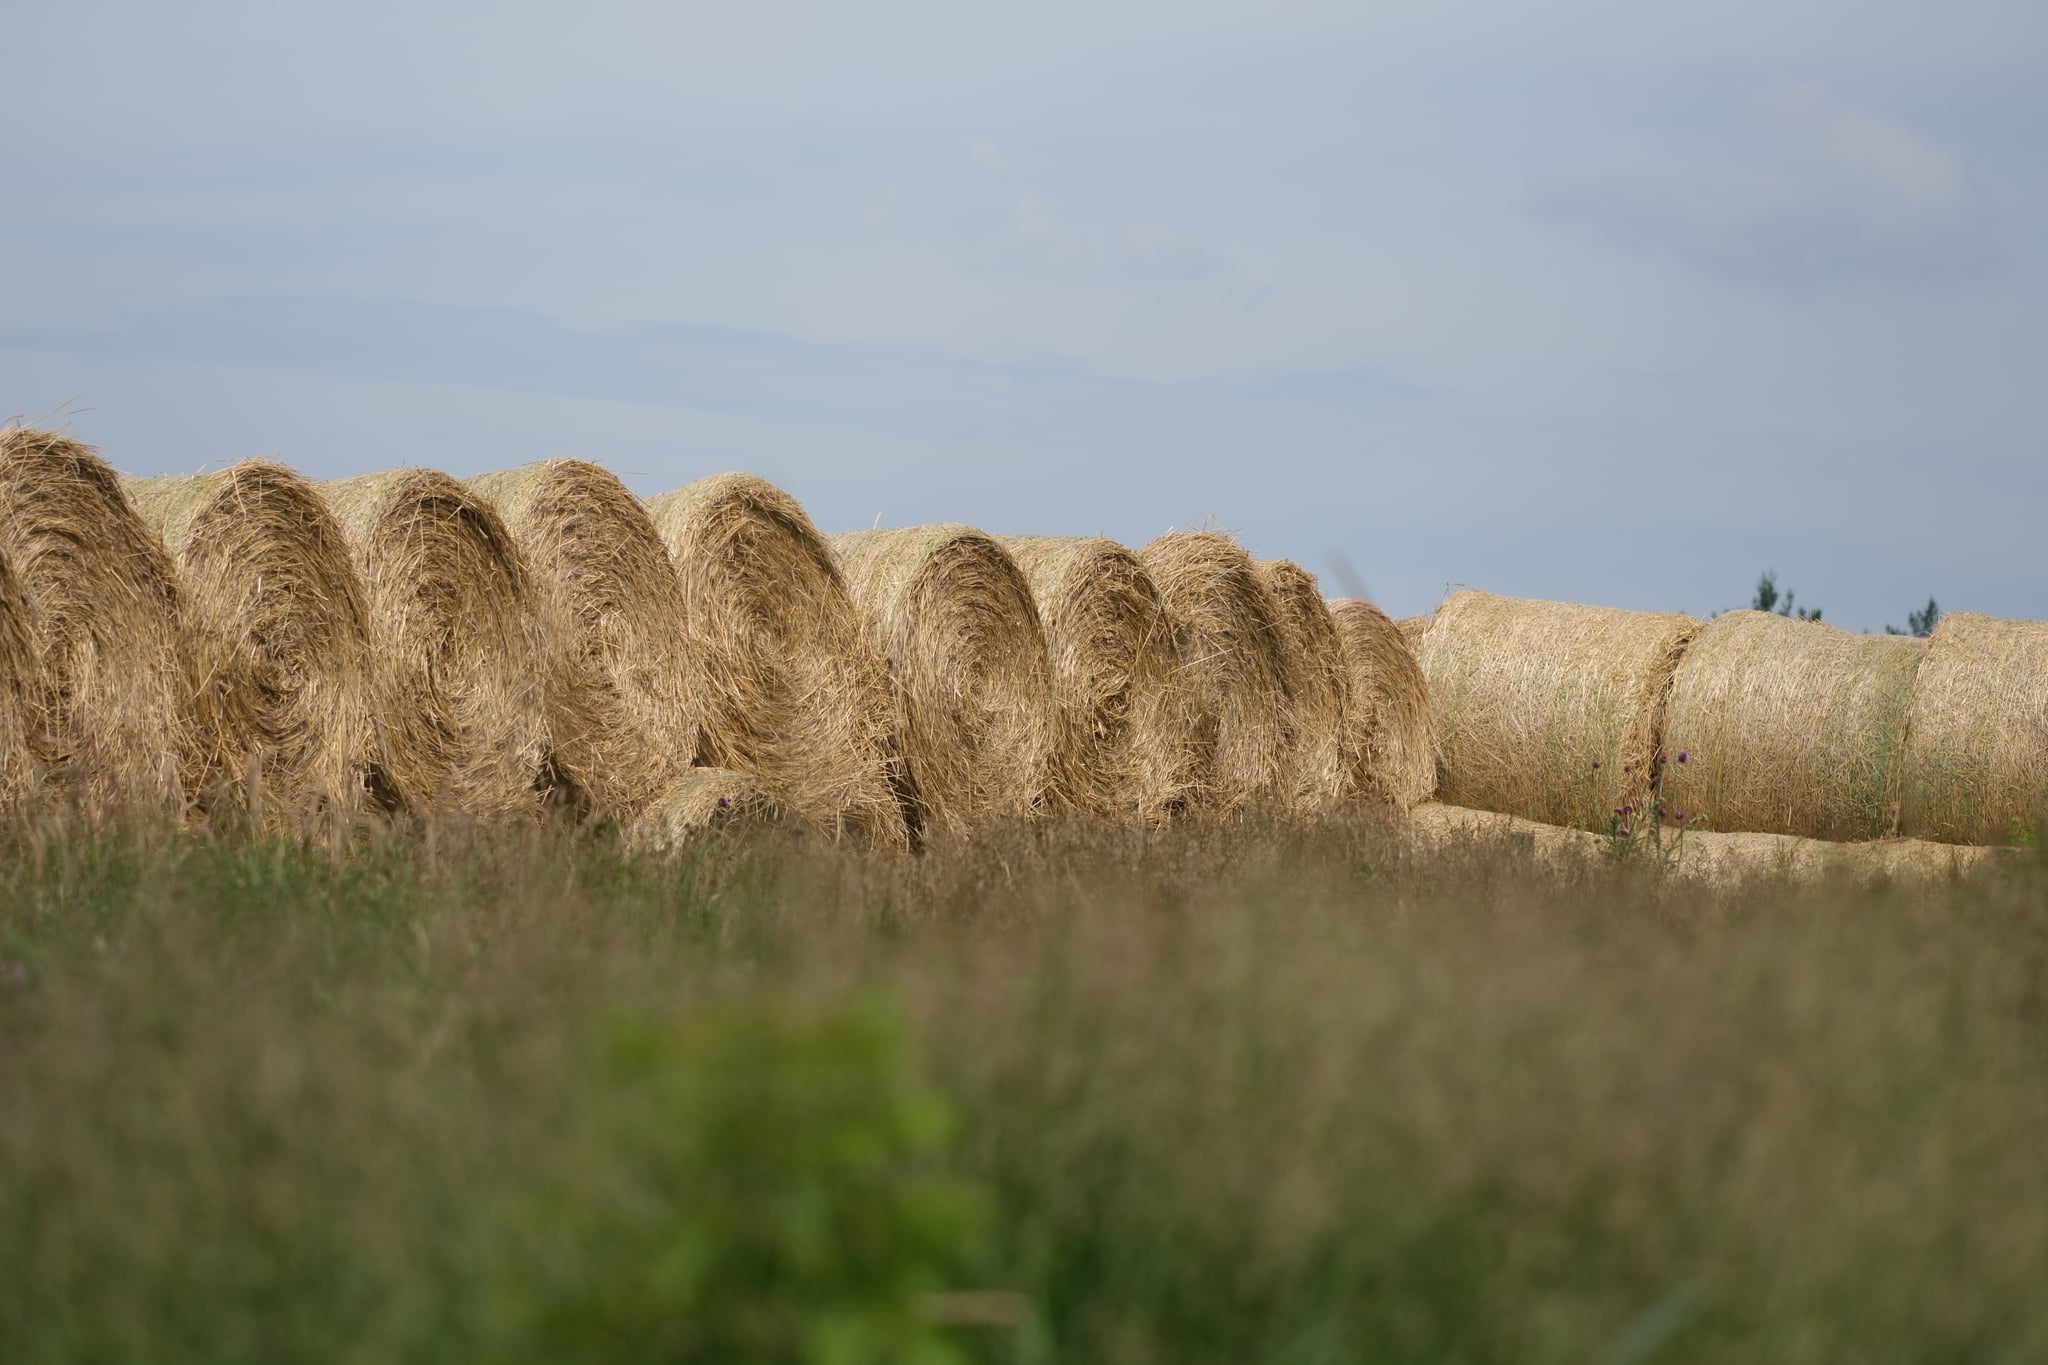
top-left (1672, 810), bottom-right (1685, 821)
top-left (1591, 759), bottom-right (1602, 770)
top-left (718, 794), bottom-right (731, 810)
top-left (1619, 825), bottom-right (1632, 836)
top-left (1677, 751), bottom-right (1689, 763)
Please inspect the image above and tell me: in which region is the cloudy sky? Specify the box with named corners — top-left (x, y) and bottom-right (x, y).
top-left (6, 1), bottom-right (2044, 627)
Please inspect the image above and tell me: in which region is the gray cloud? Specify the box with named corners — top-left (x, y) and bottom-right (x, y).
top-left (1545, 82), bottom-right (2003, 290)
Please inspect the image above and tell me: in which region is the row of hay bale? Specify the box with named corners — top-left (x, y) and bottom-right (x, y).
top-left (0, 427), bottom-right (1441, 847)
top-left (1410, 589), bottom-right (2048, 847)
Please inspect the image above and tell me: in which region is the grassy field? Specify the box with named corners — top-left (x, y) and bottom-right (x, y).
top-left (4, 811), bottom-right (2047, 1363)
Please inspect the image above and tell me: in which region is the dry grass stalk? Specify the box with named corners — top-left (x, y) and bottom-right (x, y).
top-left (627, 766), bottom-right (778, 850)
top-left (1414, 590), bottom-right (1698, 831)
top-left (0, 543), bottom-right (38, 811)
top-left (319, 469), bottom-right (551, 822)
top-left (1410, 802), bottom-right (2005, 887)
top-left (645, 474), bottom-right (907, 850)
top-left (829, 526), bottom-right (1054, 835)
top-left (1899, 612), bottom-right (2048, 845)
top-left (1396, 614), bottom-right (1432, 650)
top-left (1663, 611), bottom-right (1924, 841)
top-left (0, 427), bottom-right (183, 813)
top-left (1000, 536), bottom-right (1193, 824)
top-left (127, 461), bottom-right (383, 826)
top-left (1256, 560), bottom-right (1354, 810)
top-left (470, 461), bottom-right (697, 821)
top-left (1328, 597), bottom-right (1439, 810)
top-left (1138, 531), bottom-right (1292, 813)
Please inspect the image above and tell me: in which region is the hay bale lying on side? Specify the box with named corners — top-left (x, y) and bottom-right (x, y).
top-left (0, 544), bottom-right (38, 811)
top-left (0, 427), bottom-right (183, 812)
top-left (1138, 531), bottom-right (1291, 813)
top-left (1414, 591), bottom-right (1698, 832)
top-left (1001, 535), bottom-right (1193, 824)
top-left (1662, 611), bottom-right (1924, 841)
top-left (1257, 559), bottom-right (1354, 811)
top-left (1899, 612), bottom-right (2048, 845)
top-left (470, 461), bottom-right (696, 820)
top-left (829, 526), bottom-right (1053, 834)
top-left (1329, 598), bottom-right (1439, 810)
top-left (1396, 614), bottom-right (1432, 650)
top-left (128, 461), bottom-right (384, 824)
top-left (627, 766), bottom-right (778, 850)
top-left (646, 474), bottom-right (906, 850)
top-left (320, 469), bottom-right (551, 821)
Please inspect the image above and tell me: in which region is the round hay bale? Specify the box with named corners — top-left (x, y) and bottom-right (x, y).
top-left (469, 461), bottom-right (697, 821)
top-left (1396, 614), bottom-right (1432, 650)
top-left (0, 544), bottom-right (38, 811)
top-left (1329, 598), bottom-right (1439, 810)
top-left (1898, 613), bottom-right (2048, 845)
top-left (1414, 590), bottom-right (1699, 832)
top-left (127, 461), bottom-right (384, 824)
top-left (1257, 560), bottom-right (1353, 811)
top-left (0, 427), bottom-right (183, 812)
top-left (828, 526), bottom-right (1054, 834)
top-left (627, 766), bottom-right (778, 850)
top-left (645, 474), bottom-right (906, 850)
top-left (1662, 610), bottom-right (1924, 842)
top-left (319, 469), bottom-right (551, 821)
top-left (1138, 531), bottom-right (1291, 813)
top-left (1000, 535), bottom-right (1193, 824)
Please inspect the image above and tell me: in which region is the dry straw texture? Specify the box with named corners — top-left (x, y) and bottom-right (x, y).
top-left (1414, 591), bottom-right (1698, 832)
top-left (128, 461), bottom-right (382, 825)
top-left (1001, 535), bottom-right (1192, 823)
top-left (627, 766), bottom-right (776, 850)
top-left (0, 427), bottom-right (183, 813)
top-left (1396, 614), bottom-right (1432, 650)
top-left (1410, 802), bottom-right (2004, 888)
top-left (0, 543), bottom-right (37, 810)
top-left (829, 526), bottom-right (1053, 835)
top-left (1258, 559), bottom-right (1354, 811)
top-left (470, 461), bottom-right (696, 821)
top-left (1139, 531), bottom-right (1292, 813)
top-left (1663, 611), bottom-right (1924, 842)
top-left (1329, 598), bottom-right (1439, 810)
top-left (319, 469), bottom-right (550, 822)
top-left (646, 474), bottom-right (906, 850)
top-left (1899, 612), bottom-right (2048, 845)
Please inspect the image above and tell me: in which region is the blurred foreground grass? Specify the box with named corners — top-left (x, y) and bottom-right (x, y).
top-left (4, 812), bottom-right (2048, 1363)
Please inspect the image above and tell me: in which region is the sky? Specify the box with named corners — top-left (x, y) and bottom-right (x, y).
top-left (5, 1), bottom-right (2045, 628)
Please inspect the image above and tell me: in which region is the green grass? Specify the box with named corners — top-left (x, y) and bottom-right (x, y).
top-left (4, 812), bottom-right (2048, 1363)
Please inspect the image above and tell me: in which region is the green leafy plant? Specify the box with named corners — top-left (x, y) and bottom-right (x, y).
top-left (1595, 750), bottom-right (1704, 870)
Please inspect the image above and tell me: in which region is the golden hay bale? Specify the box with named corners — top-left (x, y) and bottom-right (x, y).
top-left (1257, 559), bottom-right (1354, 811)
top-left (1138, 531), bottom-right (1292, 812)
top-left (1000, 535), bottom-right (1193, 824)
top-left (627, 766), bottom-right (778, 850)
top-left (127, 461), bottom-right (384, 824)
top-left (828, 526), bottom-right (1054, 834)
top-left (645, 474), bottom-right (906, 850)
top-left (0, 544), bottom-right (38, 810)
top-left (469, 461), bottom-right (697, 820)
top-left (319, 469), bottom-right (551, 821)
top-left (1899, 612), bottom-right (2048, 845)
top-left (1414, 591), bottom-right (1698, 832)
top-left (0, 427), bottom-right (183, 812)
top-left (1329, 598), bottom-right (1439, 810)
top-left (1396, 614), bottom-right (1432, 650)
top-left (1662, 611), bottom-right (1924, 842)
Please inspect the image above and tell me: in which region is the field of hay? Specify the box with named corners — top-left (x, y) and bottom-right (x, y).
top-left (6, 425), bottom-right (2048, 1360)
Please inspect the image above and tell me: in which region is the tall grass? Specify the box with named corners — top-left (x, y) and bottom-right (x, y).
top-left (4, 813), bottom-right (2047, 1362)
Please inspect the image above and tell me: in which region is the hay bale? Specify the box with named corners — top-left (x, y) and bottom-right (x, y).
top-left (645, 474), bottom-right (906, 850)
top-left (469, 461), bottom-right (697, 820)
top-left (1000, 535), bottom-right (1193, 823)
top-left (0, 543), bottom-right (38, 811)
top-left (1257, 560), bottom-right (1354, 811)
top-left (1138, 531), bottom-right (1292, 812)
top-left (627, 766), bottom-right (778, 850)
top-left (319, 469), bottom-right (551, 821)
top-left (0, 427), bottom-right (183, 812)
top-left (1662, 611), bottom-right (1924, 841)
top-left (127, 461), bottom-right (383, 824)
top-left (828, 526), bottom-right (1054, 834)
top-left (1414, 590), bottom-right (1698, 831)
top-left (1396, 614), bottom-right (1432, 650)
top-left (1899, 613), bottom-right (2048, 844)
top-left (1329, 597), bottom-right (1439, 810)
